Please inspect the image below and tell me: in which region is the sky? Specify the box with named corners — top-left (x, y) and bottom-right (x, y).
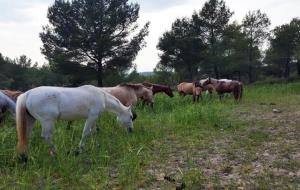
top-left (0, 0), bottom-right (299, 72)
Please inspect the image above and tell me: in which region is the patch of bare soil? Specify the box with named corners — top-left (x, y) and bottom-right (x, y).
top-left (142, 103), bottom-right (300, 189)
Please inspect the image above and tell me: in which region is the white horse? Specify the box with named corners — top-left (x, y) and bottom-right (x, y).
top-left (16, 85), bottom-right (134, 161)
top-left (0, 91), bottom-right (16, 121)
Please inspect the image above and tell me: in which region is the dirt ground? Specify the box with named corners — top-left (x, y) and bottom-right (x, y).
top-left (141, 100), bottom-right (300, 189)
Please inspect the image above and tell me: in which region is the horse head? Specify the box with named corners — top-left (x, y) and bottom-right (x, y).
top-left (193, 80), bottom-right (203, 88)
top-left (164, 86), bottom-right (174, 97)
top-left (141, 87), bottom-right (154, 108)
top-left (117, 106), bottom-right (135, 133)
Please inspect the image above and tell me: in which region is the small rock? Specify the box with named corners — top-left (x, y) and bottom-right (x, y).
top-left (272, 109), bottom-right (282, 113)
top-left (288, 172), bottom-right (295, 177)
top-left (156, 173), bottom-right (165, 181)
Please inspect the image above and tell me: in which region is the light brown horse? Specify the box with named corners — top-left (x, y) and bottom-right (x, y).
top-left (202, 78), bottom-right (243, 101)
top-left (177, 82), bottom-right (202, 102)
top-left (103, 83), bottom-right (154, 107)
top-left (1, 90), bottom-right (23, 102)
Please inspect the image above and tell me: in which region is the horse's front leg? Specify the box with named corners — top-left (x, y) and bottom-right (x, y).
top-left (219, 93), bottom-right (225, 100)
top-left (77, 114), bottom-right (98, 155)
top-left (41, 119), bottom-right (56, 156)
top-left (66, 121), bottom-right (72, 130)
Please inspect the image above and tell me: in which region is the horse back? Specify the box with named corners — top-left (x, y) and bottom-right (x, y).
top-left (25, 86), bottom-right (105, 120)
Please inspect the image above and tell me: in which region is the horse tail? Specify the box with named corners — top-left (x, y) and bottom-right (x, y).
top-left (233, 83), bottom-right (240, 101)
top-left (239, 82), bottom-right (243, 100)
top-left (16, 93), bottom-right (29, 158)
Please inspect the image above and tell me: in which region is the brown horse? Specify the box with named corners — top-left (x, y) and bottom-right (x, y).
top-left (199, 80), bottom-right (215, 95)
top-left (103, 83), bottom-right (154, 107)
top-left (1, 90), bottom-right (23, 102)
top-left (202, 78), bottom-right (243, 101)
top-left (142, 82), bottom-right (174, 97)
top-left (177, 82), bottom-right (202, 102)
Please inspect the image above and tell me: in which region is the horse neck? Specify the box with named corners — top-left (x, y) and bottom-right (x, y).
top-left (154, 85), bottom-right (171, 96)
top-left (2, 95), bottom-right (16, 114)
top-left (103, 91), bottom-right (127, 115)
top-left (210, 79), bottom-right (219, 86)
top-left (152, 85), bottom-right (162, 94)
top-left (133, 88), bottom-right (146, 97)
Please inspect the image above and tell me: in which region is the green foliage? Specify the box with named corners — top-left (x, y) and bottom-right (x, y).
top-left (242, 10), bottom-right (271, 82)
top-left (193, 0), bottom-right (233, 78)
top-left (0, 53), bottom-right (69, 90)
top-left (157, 17), bottom-right (206, 81)
top-left (40, 0), bottom-right (149, 86)
top-left (265, 18), bottom-right (300, 78)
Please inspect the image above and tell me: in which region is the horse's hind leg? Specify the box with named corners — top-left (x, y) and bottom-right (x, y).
top-left (40, 119), bottom-right (56, 156)
top-left (77, 114), bottom-right (98, 153)
top-left (26, 116), bottom-right (36, 140)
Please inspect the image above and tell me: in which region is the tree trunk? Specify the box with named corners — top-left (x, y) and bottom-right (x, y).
top-left (213, 62), bottom-right (219, 79)
top-left (284, 58), bottom-right (290, 79)
top-left (248, 40), bottom-right (254, 83)
top-left (297, 61), bottom-right (300, 76)
top-left (97, 62), bottom-right (103, 87)
top-left (248, 66), bottom-right (253, 83)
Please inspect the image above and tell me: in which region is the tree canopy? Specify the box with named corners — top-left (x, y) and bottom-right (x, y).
top-left (40, 0), bottom-right (149, 86)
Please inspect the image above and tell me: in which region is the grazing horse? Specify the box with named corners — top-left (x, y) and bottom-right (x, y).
top-left (66, 83), bottom-right (146, 130)
top-left (177, 82), bottom-right (202, 102)
top-left (142, 82), bottom-right (174, 98)
top-left (103, 83), bottom-right (154, 107)
top-left (1, 90), bottom-right (23, 102)
top-left (0, 91), bottom-right (16, 122)
top-left (16, 85), bottom-right (135, 161)
top-left (198, 80), bottom-right (215, 95)
top-left (202, 78), bottom-right (243, 101)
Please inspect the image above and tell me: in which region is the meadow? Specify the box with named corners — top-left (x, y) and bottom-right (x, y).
top-left (0, 82), bottom-right (299, 189)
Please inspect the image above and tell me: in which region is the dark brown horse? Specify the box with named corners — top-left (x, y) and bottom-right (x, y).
top-left (202, 78), bottom-right (243, 101)
top-left (177, 82), bottom-right (202, 102)
top-left (142, 82), bottom-right (174, 97)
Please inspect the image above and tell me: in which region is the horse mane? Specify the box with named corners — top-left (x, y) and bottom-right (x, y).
top-left (142, 82), bottom-right (153, 87)
top-left (1, 90), bottom-right (23, 102)
top-left (119, 83), bottom-right (145, 90)
top-left (143, 82), bottom-right (171, 89)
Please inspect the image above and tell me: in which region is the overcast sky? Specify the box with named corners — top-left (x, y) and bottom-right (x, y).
top-left (0, 0), bottom-right (299, 72)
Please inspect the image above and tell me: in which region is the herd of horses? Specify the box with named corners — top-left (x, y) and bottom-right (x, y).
top-left (0, 77), bottom-right (242, 162)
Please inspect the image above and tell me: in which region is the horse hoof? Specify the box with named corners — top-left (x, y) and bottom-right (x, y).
top-left (49, 150), bottom-right (57, 157)
top-left (74, 148), bottom-right (82, 156)
top-left (128, 127), bottom-right (133, 133)
top-left (18, 153), bottom-right (28, 163)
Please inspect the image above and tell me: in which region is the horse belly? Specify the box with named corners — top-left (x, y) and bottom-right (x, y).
top-left (58, 94), bottom-right (98, 120)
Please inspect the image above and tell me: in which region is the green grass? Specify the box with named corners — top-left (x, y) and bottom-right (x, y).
top-left (0, 82), bottom-right (300, 189)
